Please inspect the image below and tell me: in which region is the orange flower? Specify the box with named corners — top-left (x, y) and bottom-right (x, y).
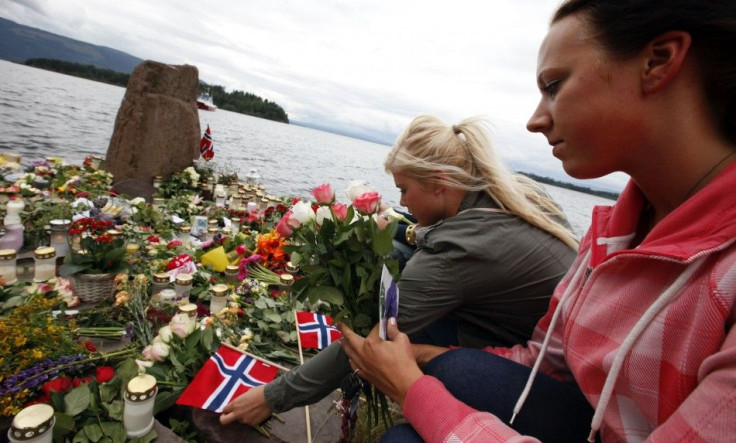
top-left (255, 231), bottom-right (288, 266)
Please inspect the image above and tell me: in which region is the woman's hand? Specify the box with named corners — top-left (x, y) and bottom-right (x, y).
top-left (219, 385), bottom-right (272, 426)
top-left (339, 318), bottom-right (424, 408)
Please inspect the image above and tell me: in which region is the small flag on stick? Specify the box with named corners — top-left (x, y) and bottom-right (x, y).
top-left (200, 124), bottom-right (215, 161)
top-left (176, 345), bottom-right (277, 413)
top-left (296, 311), bottom-right (343, 350)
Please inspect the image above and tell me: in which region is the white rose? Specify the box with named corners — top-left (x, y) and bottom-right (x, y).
top-left (142, 340), bottom-right (170, 362)
top-left (158, 325), bottom-right (173, 343)
top-left (169, 313), bottom-right (196, 338)
top-left (291, 200), bottom-right (315, 224)
top-left (315, 206), bottom-right (333, 225)
top-left (345, 180), bottom-right (372, 201)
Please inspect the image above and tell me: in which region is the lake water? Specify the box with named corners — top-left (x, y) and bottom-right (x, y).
top-left (0, 60), bottom-right (616, 236)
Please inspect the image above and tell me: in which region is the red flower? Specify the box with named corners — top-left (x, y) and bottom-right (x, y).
top-left (82, 340), bottom-right (97, 352)
top-left (167, 239), bottom-right (182, 249)
top-left (42, 377), bottom-right (72, 395)
top-left (73, 376), bottom-right (92, 388)
top-left (95, 366), bottom-right (115, 383)
top-left (332, 203), bottom-right (348, 221)
top-left (311, 183), bottom-right (335, 205)
top-left (96, 234), bottom-right (113, 244)
top-left (77, 191), bottom-right (89, 198)
top-left (147, 235), bottom-right (160, 243)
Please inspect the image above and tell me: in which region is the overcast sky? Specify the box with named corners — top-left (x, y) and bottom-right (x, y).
top-left (1, 0), bottom-right (629, 192)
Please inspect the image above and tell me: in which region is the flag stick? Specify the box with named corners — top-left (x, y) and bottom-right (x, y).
top-left (293, 310), bottom-right (313, 443)
top-left (221, 342), bottom-right (291, 372)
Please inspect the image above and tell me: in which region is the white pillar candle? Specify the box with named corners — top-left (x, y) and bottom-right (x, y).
top-left (8, 403), bottom-right (55, 443)
top-left (33, 247), bottom-right (57, 282)
top-left (124, 374), bottom-right (157, 438)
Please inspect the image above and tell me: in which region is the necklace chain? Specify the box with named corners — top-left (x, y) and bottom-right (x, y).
top-left (683, 150), bottom-right (736, 201)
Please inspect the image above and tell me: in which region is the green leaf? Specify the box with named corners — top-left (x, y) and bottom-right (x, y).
top-left (58, 262), bottom-right (91, 276)
top-left (98, 379), bottom-right (120, 403)
top-left (82, 423), bottom-right (103, 442)
top-left (263, 309), bottom-right (282, 323)
top-left (99, 421), bottom-right (126, 443)
top-left (168, 348), bottom-right (186, 372)
top-left (72, 429), bottom-right (90, 443)
top-left (202, 326), bottom-right (215, 351)
top-left (101, 399), bottom-right (125, 421)
top-left (130, 430), bottom-right (158, 443)
top-left (154, 388), bottom-right (183, 415)
top-left (53, 412), bottom-right (76, 438)
top-left (353, 313), bottom-right (373, 328)
top-left (64, 385), bottom-right (91, 416)
top-left (254, 298), bottom-right (267, 309)
top-left (373, 226), bottom-right (395, 256)
top-left (306, 285), bottom-right (344, 306)
top-left (116, 358), bottom-right (139, 385)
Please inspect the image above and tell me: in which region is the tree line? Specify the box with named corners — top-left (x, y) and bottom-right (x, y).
top-left (519, 171), bottom-right (620, 201)
top-left (23, 58), bottom-right (289, 123)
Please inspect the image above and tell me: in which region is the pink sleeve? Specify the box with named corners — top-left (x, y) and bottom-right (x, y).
top-left (403, 376), bottom-right (540, 442)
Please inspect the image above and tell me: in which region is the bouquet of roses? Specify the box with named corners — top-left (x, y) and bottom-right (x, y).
top-left (275, 182), bottom-right (399, 336)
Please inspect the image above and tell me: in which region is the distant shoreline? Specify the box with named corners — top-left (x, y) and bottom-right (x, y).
top-left (519, 171), bottom-right (620, 201)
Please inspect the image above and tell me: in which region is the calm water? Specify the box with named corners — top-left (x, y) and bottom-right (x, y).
top-left (0, 60), bottom-right (615, 236)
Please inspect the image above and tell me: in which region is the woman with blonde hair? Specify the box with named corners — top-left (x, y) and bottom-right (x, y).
top-left (221, 114), bottom-right (578, 427)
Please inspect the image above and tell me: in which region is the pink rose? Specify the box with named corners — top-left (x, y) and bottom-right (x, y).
top-left (276, 211), bottom-right (295, 237)
top-left (311, 183), bottom-right (335, 205)
top-left (353, 191), bottom-right (382, 215)
top-left (332, 203), bottom-right (348, 221)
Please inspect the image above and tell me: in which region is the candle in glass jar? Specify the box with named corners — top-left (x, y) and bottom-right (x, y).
top-left (33, 247), bottom-right (56, 282)
top-left (210, 284), bottom-right (229, 314)
top-left (0, 249), bottom-right (18, 285)
top-left (123, 374), bottom-right (157, 438)
top-left (8, 403), bottom-right (55, 443)
top-left (174, 273), bottom-right (193, 305)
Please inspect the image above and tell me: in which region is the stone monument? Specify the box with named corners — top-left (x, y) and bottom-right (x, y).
top-left (105, 60), bottom-right (201, 199)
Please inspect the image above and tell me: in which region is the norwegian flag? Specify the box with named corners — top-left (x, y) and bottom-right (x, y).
top-left (199, 124), bottom-right (214, 161)
top-left (176, 346), bottom-right (277, 413)
top-left (296, 311), bottom-right (343, 350)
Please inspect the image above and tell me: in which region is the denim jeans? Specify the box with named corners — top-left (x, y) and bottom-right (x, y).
top-left (381, 349), bottom-right (596, 443)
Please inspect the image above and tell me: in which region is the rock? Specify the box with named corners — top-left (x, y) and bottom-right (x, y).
top-left (191, 391), bottom-right (343, 442)
top-left (105, 60), bottom-right (201, 200)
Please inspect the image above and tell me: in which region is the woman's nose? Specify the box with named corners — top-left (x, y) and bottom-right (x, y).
top-left (526, 101), bottom-right (551, 134)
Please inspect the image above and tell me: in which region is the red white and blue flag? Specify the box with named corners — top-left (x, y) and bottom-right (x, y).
top-left (175, 345), bottom-right (277, 413)
top-left (199, 124), bottom-right (214, 161)
top-left (296, 311), bottom-right (343, 350)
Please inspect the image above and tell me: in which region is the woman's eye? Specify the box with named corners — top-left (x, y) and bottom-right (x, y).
top-left (542, 79), bottom-right (561, 95)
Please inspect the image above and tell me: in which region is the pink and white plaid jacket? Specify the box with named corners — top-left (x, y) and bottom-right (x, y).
top-left (404, 162), bottom-right (736, 442)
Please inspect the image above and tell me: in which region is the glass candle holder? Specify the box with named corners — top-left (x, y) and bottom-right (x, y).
top-left (177, 225), bottom-right (192, 247)
top-left (174, 273), bottom-right (193, 305)
top-left (246, 201), bottom-right (258, 214)
top-left (178, 302), bottom-right (198, 319)
top-left (123, 374), bottom-right (157, 438)
top-left (206, 226), bottom-right (219, 242)
top-left (0, 248), bottom-right (18, 285)
top-left (4, 200), bottom-right (25, 226)
top-left (158, 288), bottom-right (176, 306)
top-left (48, 219), bottom-right (71, 258)
top-left (152, 176), bottom-right (163, 190)
top-left (125, 243), bottom-right (140, 256)
top-left (221, 227), bottom-right (232, 239)
top-left (210, 283), bottom-right (229, 314)
top-left (151, 272), bottom-right (171, 298)
top-left (224, 265), bottom-right (239, 283)
top-left (152, 198), bottom-right (165, 212)
top-left (230, 218), bottom-right (241, 235)
top-left (285, 261), bottom-right (298, 275)
top-left (279, 273), bottom-right (294, 300)
top-left (33, 247), bottom-right (56, 282)
top-left (215, 192), bottom-right (226, 208)
top-left (8, 403), bottom-right (55, 443)
top-left (246, 168), bottom-right (261, 185)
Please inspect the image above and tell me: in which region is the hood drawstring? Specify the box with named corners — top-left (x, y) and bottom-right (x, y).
top-left (507, 249), bottom-right (708, 443)
top-left (510, 249), bottom-right (592, 425)
top-left (585, 255), bottom-right (708, 442)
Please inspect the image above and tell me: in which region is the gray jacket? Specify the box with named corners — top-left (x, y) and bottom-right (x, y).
top-left (265, 191), bottom-right (576, 411)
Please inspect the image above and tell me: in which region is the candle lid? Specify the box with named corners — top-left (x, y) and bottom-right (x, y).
top-left (179, 225), bottom-right (191, 233)
top-left (126, 374), bottom-right (158, 402)
top-left (208, 219), bottom-right (218, 226)
top-left (225, 265), bottom-right (239, 274)
top-left (49, 219), bottom-right (71, 227)
top-left (153, 272), bottom-right (170, 283)
top-left (0, 249), bottom-right (16, 260)
top-left (212, 284), bottom-right (229, 296)
top-left (105, 229), bottom-right (123, 237)
top-left (285, 262), bottom-right (298, 273)
top-left (207, 227), bottom-right (219, 234)
top-left (175, 273), bottom-right (193, 285)
top-left (279, 273), bottom-right (294, 285)
top-left (221, 227), bottom-right (232, 235)
top-left (34, 247), bottom-right (56, 260)
top-left (159, 288), bottom-right (176, 300)
top-left (178, 303), bottom-right (197, 317)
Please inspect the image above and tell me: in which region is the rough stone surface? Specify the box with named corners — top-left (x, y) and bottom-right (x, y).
top-left (105, 60), bottom-right (201, 200)
top-left (191, 391), bottom-right (343, 442)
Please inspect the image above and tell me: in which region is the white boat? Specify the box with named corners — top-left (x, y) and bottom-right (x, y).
top-left (197, 92), bottom-right (217, 111)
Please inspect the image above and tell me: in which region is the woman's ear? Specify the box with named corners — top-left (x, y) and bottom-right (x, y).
top-left (641, 30), bottom-right (692, 95)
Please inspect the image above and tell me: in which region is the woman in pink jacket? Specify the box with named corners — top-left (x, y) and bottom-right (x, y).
top-left (341, 0), bottom-right (736, 441)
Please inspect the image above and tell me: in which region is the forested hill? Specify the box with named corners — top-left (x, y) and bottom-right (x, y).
top-left (519, 171), bottom-right (620, 201)
top-left (22, 58), bottom-right (289, 124)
